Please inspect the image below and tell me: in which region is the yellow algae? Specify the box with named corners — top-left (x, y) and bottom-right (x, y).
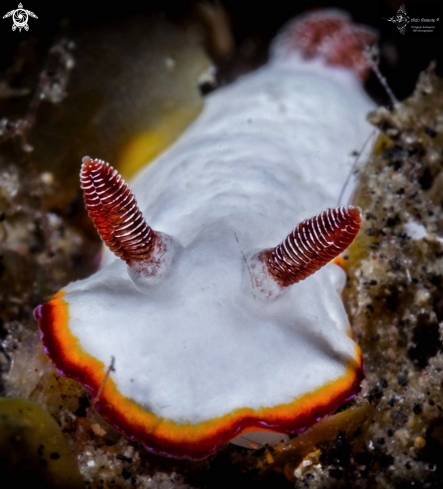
top-left (0, 397), bottom-right (83, 489)
top-left (118, 107), bottom-right (203, 180)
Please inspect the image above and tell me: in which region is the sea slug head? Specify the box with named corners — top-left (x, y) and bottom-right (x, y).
top-left (37, 159), bottom-right (363, 459)
top-left (271, 9), bottom-right (378, 81)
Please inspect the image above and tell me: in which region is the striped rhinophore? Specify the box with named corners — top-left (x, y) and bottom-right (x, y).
top-left (268, 206), bottom-right (361, 286)
top-left (80, 157), bottom-right (156, 264)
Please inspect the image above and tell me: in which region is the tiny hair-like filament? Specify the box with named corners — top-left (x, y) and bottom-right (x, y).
top-left (80, 157), bottom-right (157, 265)
top-left (268, 206), bottom-right (361, 286)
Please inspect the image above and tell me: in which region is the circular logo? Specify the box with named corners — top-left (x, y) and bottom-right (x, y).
top-left (13, 9), bottom-right (28, 28)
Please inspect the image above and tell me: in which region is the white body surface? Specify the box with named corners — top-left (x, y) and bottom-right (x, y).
top-left (65, 55), bottom-right (374, 425)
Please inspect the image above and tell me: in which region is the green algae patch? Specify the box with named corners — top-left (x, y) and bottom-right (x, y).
top-left (0, 397), bottom-right (83, 489)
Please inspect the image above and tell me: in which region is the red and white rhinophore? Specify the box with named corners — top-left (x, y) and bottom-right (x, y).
top-left (37, 9), bottom-right (375, 459)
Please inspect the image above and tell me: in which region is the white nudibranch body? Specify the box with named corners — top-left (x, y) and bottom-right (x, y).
top-left (38, 10), bottom-right (376, 459)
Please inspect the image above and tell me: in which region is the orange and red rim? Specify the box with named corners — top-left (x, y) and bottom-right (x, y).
top-left (38, 291), bottom-right (363, 459)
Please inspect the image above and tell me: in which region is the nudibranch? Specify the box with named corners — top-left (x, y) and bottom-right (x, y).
top-left (37, 10), bottom-right (376, 459)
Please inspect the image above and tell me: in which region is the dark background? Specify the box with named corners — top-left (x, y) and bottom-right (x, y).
top-left (0, 0), bottom-right (441, 104)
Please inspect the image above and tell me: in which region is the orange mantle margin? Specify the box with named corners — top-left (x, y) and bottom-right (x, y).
top-left (38, 290), bottom-right (364, 459)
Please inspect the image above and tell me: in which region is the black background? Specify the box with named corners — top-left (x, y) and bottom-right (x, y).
top-left (0, 0), bottom-right (442, 104)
